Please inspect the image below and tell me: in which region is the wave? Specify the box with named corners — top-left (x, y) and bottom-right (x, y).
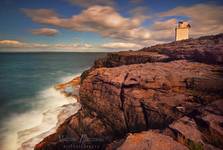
top-left (0, 74), bottom-right (81, 150)
top-left (17, 103), bottom-right (81, 150)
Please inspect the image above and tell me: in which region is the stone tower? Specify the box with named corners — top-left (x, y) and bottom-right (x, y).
top-left (175, 21), bottom-right (191, 41)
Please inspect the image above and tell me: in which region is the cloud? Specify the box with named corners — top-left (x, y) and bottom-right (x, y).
top-left (53, 43), bottom-right (93, 50)
top-left (68, 0), bottom-right (115, 7)
top-left (101, 42), bottom-right (142, 50)
top-left (152, 18), bottom-right (177, 31)
top-left (21, 8), bottom-right (60, 25)
top-left (0, 40), bottom-right (22, 45)
top-left (0, 40), bottom-right (95, 52)
top-left (0, 40), bottom-right (24, 48)
top-left (143, 4), bottom-right (223, 42)
top-left (31, 28), bottom-right (59, 36)
top-left (22, 6), bottom-right (151, 44)
top-left (0, 40), bottom-right (49, 49)
top-left (129, 6), bottom-right (151, 23)
top-left (159, 4), bottom-right (223, 37)
top-left (149, 18), bottom-right (177, 41)
top-left (0, 39), bottom-right (144, 52)
top-left (20, 3), bottom-right (223, 50)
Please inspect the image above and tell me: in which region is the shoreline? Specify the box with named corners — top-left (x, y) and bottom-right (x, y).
top-left (0, 74), bottom-right (81, 150)
top-left (55, 76), bottom-right (81, 100)
top-left (18, 75), bottom-right (82, 150)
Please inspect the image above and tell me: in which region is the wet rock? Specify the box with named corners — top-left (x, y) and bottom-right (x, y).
top-left (55, 76), bottom-right (80, 100)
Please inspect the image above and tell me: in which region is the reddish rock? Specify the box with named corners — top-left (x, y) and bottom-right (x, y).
top-left (169, 116), bottom-right (204, 149)
top-left (204, 100), bottom-right (223, 115)
top-left (35, 34), bottom-right (223, 150)
top-left (142, 33), bottom-right (223, 65)
top-left (55, 76), bottom-right (81, 100)
top-left (116, 131), bottom-right (188, 150)
top-left (94, 51), bottom-right (170, 68)
top-left (35, 60), bottom-right (223, 150)
top-left (197, 111), bottom-right (223, 149)
top-left (170, 116), bottom-right (203, 142)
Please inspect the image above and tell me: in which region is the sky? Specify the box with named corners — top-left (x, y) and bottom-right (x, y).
top-left (0, 0), bottom-right (222, 52)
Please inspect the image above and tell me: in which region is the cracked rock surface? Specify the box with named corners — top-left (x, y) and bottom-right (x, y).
top-left (35, 34), bottom-right (223, 150)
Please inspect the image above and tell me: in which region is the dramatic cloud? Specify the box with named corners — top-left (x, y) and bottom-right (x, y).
top-left (68, 0), bottom-right (115, 7)
top-left (31, 28), bottom-right (59, 36)
top-left (20, 3), bottom-right (223, 51)
top-left (22, 6), bottom-right (151, 44)
top-left (160, 4), bottom-right (223, 37)
top-left (101, 42), bottom-right (142, 50)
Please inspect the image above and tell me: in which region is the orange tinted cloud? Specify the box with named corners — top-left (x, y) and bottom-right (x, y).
top-left (21, 3), bottom-right (223, 47)
top-left (0, 40), bottom-right (94, 51)
top-left (160, 4), bottom-right (223, 37)
top-left (22, 6), bottom-right (151, 43)
top-left (101, 42), bottom-right (142, 50)
top-left (31, 28), bottom-right (59, 36)
top-left (0, 40), bottom-right (24, 48)
top-left (0, 40), bottom-right (22, 45)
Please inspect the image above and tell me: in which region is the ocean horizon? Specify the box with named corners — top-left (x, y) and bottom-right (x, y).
top-left (0, 52), bottom-right (105, 150)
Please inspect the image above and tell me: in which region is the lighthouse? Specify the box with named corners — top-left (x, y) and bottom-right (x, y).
top-left (175, 21), bottom-right (191, 41)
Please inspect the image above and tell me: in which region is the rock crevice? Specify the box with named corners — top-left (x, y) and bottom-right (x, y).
top-left (35, 34), bottom-right (223, 150)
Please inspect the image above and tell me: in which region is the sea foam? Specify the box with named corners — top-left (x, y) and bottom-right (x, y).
top-left (0, 75), bottom-right (81, 150)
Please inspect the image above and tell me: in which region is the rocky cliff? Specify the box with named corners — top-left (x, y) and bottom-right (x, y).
top-left (35, 34), bottom-right (223, 150)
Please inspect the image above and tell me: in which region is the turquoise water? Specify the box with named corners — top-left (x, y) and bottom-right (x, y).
top-left (0, 52), bottom-right (105, 149)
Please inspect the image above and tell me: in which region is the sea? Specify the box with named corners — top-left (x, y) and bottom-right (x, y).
top-left (0, 52), bottom-right (105, 150)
